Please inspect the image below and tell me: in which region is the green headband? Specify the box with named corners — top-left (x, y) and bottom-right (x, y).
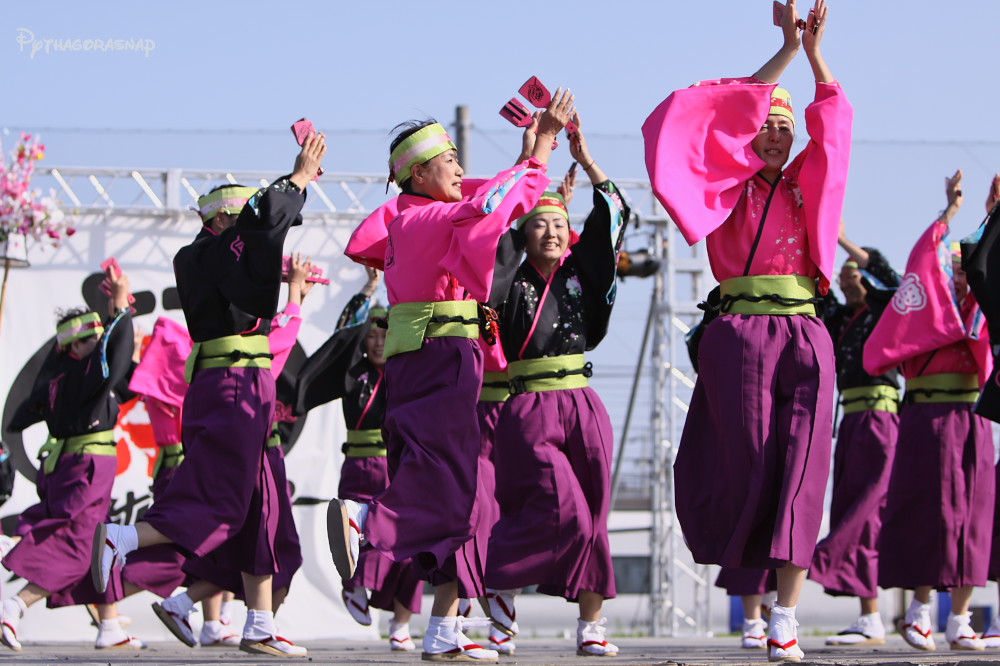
top-left (369, 306), bottom-right (388, 320)
top-left (517, 192), bottom-right (568, 229)
top-left (389, 123), bottom-right (457, 185)
top-left (56, 312), bottom-right (104, 348)
top-left (196, 186), bottom-right (259, 223)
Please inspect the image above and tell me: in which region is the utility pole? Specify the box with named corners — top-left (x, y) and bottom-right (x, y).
top-left (455, 105), bottom-right (471, 171)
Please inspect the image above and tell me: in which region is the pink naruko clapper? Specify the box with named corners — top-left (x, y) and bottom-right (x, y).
top-left (518, 76), bottom-right (577, 134)
top-left (281, 255), bottom-right (330, 284)
top-left (499, 98), bottom-right (533, 128)
top-left (100, 257), bottom-right (135, 304)
top-left (290, 118), bottom-right (323, 180)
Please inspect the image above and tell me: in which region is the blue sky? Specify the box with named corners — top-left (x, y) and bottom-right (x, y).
top-left (6, 1), bottom-right (1000, 451)
top-left (7, 0), bottom-right (1000, 269)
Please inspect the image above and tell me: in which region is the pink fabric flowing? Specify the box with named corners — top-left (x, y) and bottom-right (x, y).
top-left (864, 219), bottom-right (992, 385)
top-left (642, 78), bottom-right (853, 292)
top-left (345, 179), bottom-right (489, 270)
top-left (128, 317), bottom-right (192, 408)
top-left (383, 164), bottom-right (548, 305)
top-left (268, 302), bottom-right (301, 378)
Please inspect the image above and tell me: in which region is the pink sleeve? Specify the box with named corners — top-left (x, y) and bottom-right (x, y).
top-left (642, 77), bottom-right (773, 245)
top-left (345, 199), bottom-right (399, 270)
top-left (790, 82), bottom-right (854, 292)
top-left (128, 317), bottom-right (192, 407)
top-left (269, 302), bottom-right (302, 378)
top-left (863, 220), bottom-right (967, 376)
top-left (442, 161), bottom-right (550, 302)
top-left (345, 180), bottom-right (493, 270)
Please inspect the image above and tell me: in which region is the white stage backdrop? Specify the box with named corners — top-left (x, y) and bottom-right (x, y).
top-left (0, 211), bottom-right (383, 641)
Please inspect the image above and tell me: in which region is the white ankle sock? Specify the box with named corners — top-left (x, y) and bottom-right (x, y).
top-left (244, 609), bottom-right (277, 640)
top-left (165, 591), bottom-right (194, 615)
top-left (771, 603), bottom-right (796, 619)
top-left (3, 596), bottom-right (26, 621)
top-left (117, 525), bottom-right (139, 555)
top-left (909, 598), bottom-right (930, 613)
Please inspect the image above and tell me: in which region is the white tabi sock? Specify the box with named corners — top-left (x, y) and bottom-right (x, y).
top-left (771, 603), bottom-right (797, 619)
top-left (243, 609), bottom-right (278, 641)
top-left (163, 591), bottom-right (195, 616)
top-left (2, 596), bottom-right (26, 623)
top-left (116, 525), bottom-right (140, 556)
top-left (96, 618), bottom-right (127, 644)
top-left (908, 597), bottom-right (931, 614)
top-left (219, 600), bottom-right (233, 625)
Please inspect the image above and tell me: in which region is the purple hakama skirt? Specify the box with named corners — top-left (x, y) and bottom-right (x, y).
top-left (810, 408), bottom-right (898, 598)
top-left (487, 386), bottom-right (616, 601)
top-left (675, 313), bottom-right (834, 570)
top-left (339, 455), bottom-right (423, 613)
top-left (121, 465), bottom-right (188, 598)
top-left (878, 402), bottom-right (994, 589)
top-left (367, 337), bottom-right (484, 594)
top-left (141, 366), bottom-right (280, 575)
top-left (5, 453), bottom-right (122, 607)
top-left (715, 567), bottom-right (776, 596)
top-left (183, 445), bottom-right (302, 596)
top-left (990, 461), bottom-right (1000, 579)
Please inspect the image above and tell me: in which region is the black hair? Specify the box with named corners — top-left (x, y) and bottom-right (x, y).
top-left (55, 306), bottom-right (92, 328)
top-left (389, 119), bottom-right (439, 194)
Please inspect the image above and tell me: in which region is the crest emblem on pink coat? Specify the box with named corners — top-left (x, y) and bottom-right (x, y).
top-left (230, 236), bottom-right (244, 260)
top-left (891, 273), bottom-right (927, 315)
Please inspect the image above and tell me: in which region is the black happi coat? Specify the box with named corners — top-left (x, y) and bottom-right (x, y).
top-left (293, 295), bottom-right (386, 430)
top-left (820, 249), bottom-right (901, 392)
top-left (965, 206), bottom-right (1000, 421)
top-left (11, 310), bottom-right (134, 439)
top-left (174, 178), bottom-right (305, 341)
top-left (499, 181), bottom-right (629, 362)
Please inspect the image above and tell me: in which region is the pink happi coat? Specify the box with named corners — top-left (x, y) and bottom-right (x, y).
top-left (864, 219), bottom-right (992, 385)
top-left (129, 316), bottom-right (192, 409)
top-left (642, 78), bottom-right (853, 293)
top-left (346, 179), bottom-right (489, 271)
top-left (347, 162), bottom-right (547, 375)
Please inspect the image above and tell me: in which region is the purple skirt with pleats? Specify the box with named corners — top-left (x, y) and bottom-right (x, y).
top-left (182, 444), bottom-right (301, 595)
top-left (487, 386), bottom-right (616, 601)
top-left (121, 465), bottom-right (188, 598)
top-left (810, 408), bottom-right (898, 598)
top-left (340, 454), bottom-right (423, 613)
top-left (367, 337), bottom-right (484, 593)
top-left (141, 366), bottom-right (279, 575)
top-left (715, 567), bottom-right (776, 596)
top-left (878, 402), bottom-right (994, 589)
top-left (6, 453), bottom-right (122, 607)
top-left (675, 313), bottom-right (835, 570)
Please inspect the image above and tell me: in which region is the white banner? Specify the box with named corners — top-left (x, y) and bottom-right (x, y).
top-left (0, 212), bottom-right (382, 641)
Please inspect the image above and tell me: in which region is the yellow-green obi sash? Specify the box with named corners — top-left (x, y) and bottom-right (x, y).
top-left (507, 354), bottom-right (592, 395)
top-left (840, 385), bottom-right (900, 414)
top-left (905, 373), bottom-right (980, 404)
top-left (184, 334), bottom-right (273, 383)
top-left (39, 430), bottom-right (116, 474)
top-left (342, 429), bottom-right (387, 457)
top-left (267, 423), bottom-right (282, 449)
top-left (480, 371), bottom-right (510, 403)
top-left (152, 443), bottom-right (185, 479)
top-left (384, 301), bottom-right (479, 359)
top-left (720, 275), bottom-right (820, 316)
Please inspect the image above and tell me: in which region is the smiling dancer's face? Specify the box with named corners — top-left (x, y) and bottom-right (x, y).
top-left (411, 149), bottom-right (464, 203)
top-left (752, 115), bottom-right (794, 175)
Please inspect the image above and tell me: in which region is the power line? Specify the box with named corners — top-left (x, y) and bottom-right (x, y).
top-left (7, 126), bottom-right (1000, 148)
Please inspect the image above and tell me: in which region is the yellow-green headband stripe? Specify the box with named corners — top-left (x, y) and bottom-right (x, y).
top-left (389, 123), bottom-right (456, 184)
